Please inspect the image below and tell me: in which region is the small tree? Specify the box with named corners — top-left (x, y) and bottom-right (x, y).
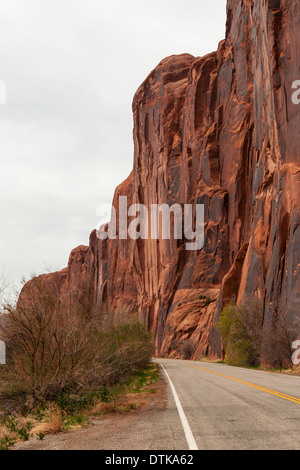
top-left (216, 299), bottom-right (263, 367)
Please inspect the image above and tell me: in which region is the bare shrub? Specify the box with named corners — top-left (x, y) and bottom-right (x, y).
top-left (0, 274), bottom-right (153, 408)
top-left (0, 268), bottom-right (12, 298)
top-left (0, 268), bottom-right (13, 312)
top-left (262, 312), bottom-right (299, 369)
top-left (181, 339), bottom-right (194, 360)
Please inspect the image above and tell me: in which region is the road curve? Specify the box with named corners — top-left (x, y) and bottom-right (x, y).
top-left (155, 358), bottom-right (300, 450)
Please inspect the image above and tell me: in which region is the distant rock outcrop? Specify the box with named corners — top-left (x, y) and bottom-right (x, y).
top-left (21, 0), bottom-right (300, 359)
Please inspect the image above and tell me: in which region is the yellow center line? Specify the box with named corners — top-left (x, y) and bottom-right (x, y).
top-left (185, 363), bottom-right (300, 404)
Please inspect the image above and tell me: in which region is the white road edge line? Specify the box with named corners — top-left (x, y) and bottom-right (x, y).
top-left (160, 364), bottom-right (198, 451)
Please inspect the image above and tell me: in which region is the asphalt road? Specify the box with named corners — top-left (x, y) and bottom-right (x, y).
top-left (155, 358), bottom-right (300, 450)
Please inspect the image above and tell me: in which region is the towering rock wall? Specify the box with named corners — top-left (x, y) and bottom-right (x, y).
top-left (24, 0), bottom-right (300, 358)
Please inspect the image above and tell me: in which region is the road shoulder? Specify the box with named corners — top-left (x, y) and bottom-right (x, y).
top-left (14, 364), bottom-right (187, 451)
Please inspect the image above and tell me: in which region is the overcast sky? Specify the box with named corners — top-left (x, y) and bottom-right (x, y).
top-left (0, 0), bottom-right (226, 295)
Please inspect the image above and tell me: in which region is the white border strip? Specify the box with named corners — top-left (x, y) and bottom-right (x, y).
top-left (160, 364), bottom-right (198, 450)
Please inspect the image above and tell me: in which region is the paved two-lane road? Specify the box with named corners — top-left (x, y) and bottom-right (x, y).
top-left (156, 358), bottom-right (300, 450)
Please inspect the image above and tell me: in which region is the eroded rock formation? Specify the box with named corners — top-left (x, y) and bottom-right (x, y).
top-left (22, 0), bottom-right (300, 359)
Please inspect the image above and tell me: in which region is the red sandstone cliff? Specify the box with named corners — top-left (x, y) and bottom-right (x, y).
top-left (22, 0), bottom-right (300, 359)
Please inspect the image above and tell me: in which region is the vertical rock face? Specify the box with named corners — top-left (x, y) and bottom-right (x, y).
top-left (23, 0), bottom-right (300, 358)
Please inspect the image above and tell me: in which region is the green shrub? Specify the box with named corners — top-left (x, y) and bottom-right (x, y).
top-left (216, 300), bottom-right (263, 367)
top-left (17, 426), bottom-right (31, 441)
top-left (5, 417), bottom-right (18, 433)
top-left (204, 298), bottom-right (214, 307)
top-left (0, 434), bottom-right (16, 450)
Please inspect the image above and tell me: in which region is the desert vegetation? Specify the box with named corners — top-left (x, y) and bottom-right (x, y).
top-left (0, 274), bottom-right (154, 449)
top-left (0, 363), bottom-right (159, 450)
top-left (216, 298), bottom-right (299, 369)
